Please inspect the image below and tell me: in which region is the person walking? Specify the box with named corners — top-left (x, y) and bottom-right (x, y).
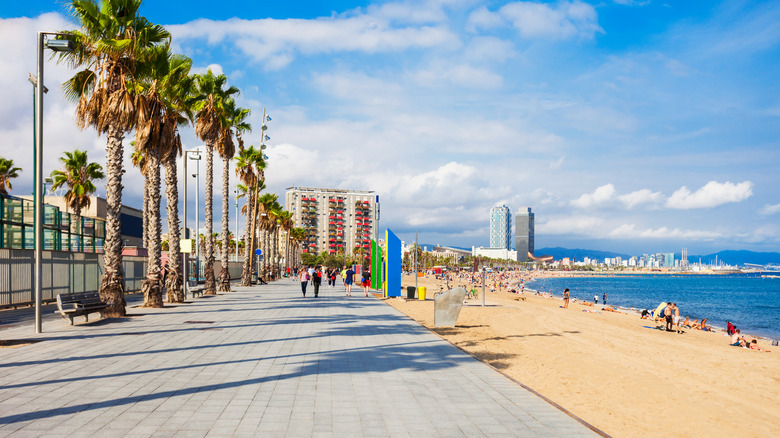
top-left (594, 294), bottom-right (598, 305)
top-left (313, 266), bottom-right (322, 298)
top-left (344, 265), bottom-right (355, 296)
top-left (673, 303), bottom-right (681, 334)
top-left (299, 266), bottom-right (309, 297)
top-left (361, 268), bottom-right (371, 297)
top-left (563, 288), bottom-right (570, 309)
top-left (603, 292), bottom-right (607, 305)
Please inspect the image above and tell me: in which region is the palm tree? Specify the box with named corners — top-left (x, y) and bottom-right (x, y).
top-left (256, 193), bottom-right (278, 280)
top-left (49, 150), bottom-right (105, 218)
top-left (58, 0), bottom-right (170, 317)
top-left (193, 69), bottom-right (239, 294)
top-left (159, 64), bottom-right (196, 304)
top-left (235, 145), bottom-right (266, 285)
top-left (134, 46), bottom-right (195, 306)
top-left (217, 99), bottom-right (251, 292)
top-left (0, 157), bottom-right (22, 195)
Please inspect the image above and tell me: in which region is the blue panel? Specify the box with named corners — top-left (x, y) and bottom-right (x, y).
top-left (385, 229), bottom-right (401, 297)
top-left (120, 213), bottom-right (143, 238)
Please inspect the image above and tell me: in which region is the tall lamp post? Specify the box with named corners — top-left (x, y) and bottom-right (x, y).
top-left (182, 148), bottom-right (201, 297)
top-left (34, 32), bottom-right (74, 334)
top-left (234, 187), bottom-right (239, 262)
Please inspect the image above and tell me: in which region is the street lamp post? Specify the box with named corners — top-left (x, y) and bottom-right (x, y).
top-left (182, 149), bottom-right (200, 297)
top-left (34, 32), bottom-right (74, 334)
top-left (234, 187), bottom-right (239, 262)
top-left (191, 153), bottom-right (201, 284)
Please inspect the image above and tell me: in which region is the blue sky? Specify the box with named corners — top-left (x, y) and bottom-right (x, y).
top-left (2, 0), bottom-right (779, 256)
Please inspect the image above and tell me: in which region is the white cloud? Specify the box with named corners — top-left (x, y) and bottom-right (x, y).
top-left (609, 224), bottom-right (722, 240)
top-left (665, 181), bottom-right (753, 209)
top-left (549, 156), bottom-right (565, 169)
top-left (537, 215), bottom-right (604, 234)
top-left (463, 36), bottom-right (515, 63)
top-left (613, 0), bottom-right (650, 6)
top-left (466, 6), bottom-right (504, 32)
top-left (412, 61), bottom-right (504, 89)
top-left (617, 189), bottom-right (663, 209)
top-left (759, 203), bottom-right (780, 216)
top-left (169, 12), bottom-right (460, 69)
top-left (570, 184), bottom-right (615, 208)
top-left (499, 1), bottom-right (604, 40)
top-left (191, 63), bottom-right (224, 75)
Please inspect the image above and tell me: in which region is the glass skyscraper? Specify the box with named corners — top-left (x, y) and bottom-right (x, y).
top-left (489, 205), bottom-right (512, 250)
top-left (515, 207), bottom-right (534, 262)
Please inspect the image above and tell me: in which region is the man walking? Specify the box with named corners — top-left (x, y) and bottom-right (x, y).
top-left (313, 266), bottom-right (322, 298)
top-left (344, 265), bottom-right (355, 296)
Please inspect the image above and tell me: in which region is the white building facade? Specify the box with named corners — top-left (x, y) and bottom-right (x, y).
top-left (285, 187), bottom-right (378, 257)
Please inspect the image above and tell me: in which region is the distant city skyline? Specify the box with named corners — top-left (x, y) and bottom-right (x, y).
top-left (2, 1), bottom-right (779, 256)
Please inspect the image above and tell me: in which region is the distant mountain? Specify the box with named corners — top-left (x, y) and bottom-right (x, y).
top-left (536, 247), bottom-right (630, 261)
top-left (687, 250), bottom-right (780, 266)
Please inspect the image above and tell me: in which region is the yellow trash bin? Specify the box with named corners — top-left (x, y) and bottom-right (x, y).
top-left (418, 286), bottom-right (427, 300)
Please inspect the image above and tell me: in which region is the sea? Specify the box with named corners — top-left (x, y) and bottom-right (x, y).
top-left (526, 273), bottom-right (780, 340)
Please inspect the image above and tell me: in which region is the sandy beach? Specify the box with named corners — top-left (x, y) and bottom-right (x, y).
top-left (386, 272), bottom-right (780, 437)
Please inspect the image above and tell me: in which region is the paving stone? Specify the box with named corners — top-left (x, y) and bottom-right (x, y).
top-left (0, 282), bottom-right (601, 438)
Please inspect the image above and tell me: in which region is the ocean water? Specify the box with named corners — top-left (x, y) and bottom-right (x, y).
top-left (526, 273), bottom-right (780, 340)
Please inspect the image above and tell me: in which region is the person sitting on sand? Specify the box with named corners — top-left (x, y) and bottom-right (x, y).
top-left (700, 318), bottom-right (711, 331)
top-left (681, 316), bottom-right (690, 328)
top-left (731, 329), bottom-right (746, 347)
top-left (749, 339), bottom-right (771, 352)
top-left (690, 319), bottom-right (700, 330)
top-left (641, 309), bottom-right (651, 319)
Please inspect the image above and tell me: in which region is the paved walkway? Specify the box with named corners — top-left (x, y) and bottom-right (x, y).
top-left (0, 281), bottom-right (601, 437)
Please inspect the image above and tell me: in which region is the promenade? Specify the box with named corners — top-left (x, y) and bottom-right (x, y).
top-left (0, 280), bottom-right (601, 437)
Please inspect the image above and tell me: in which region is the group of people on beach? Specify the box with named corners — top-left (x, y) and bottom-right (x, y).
top-left (295, 265), bottom-right (371, 298)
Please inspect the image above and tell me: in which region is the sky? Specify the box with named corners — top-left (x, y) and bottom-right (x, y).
top-left (1, 0), bottom-right (779, 257)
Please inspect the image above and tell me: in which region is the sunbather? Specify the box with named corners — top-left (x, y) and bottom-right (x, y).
top-left (681, 316), bottom-right (690, 328)
top-left (690, 319), bottom-right (700, 330)
top-left (700, 318), bottom-right (711, 331)
top-left (750, 339), bottom-right (772, 352)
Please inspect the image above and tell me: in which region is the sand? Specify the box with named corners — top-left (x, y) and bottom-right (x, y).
top-left (385, 273), bottom-right (780, 437)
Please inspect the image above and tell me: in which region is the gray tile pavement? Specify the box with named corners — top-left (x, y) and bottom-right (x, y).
top-left (0, 280), bottom-right (604, 437)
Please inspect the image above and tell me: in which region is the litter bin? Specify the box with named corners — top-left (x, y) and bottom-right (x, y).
top-left (418, 286), bottom-right (427, 300)
top-left (406, 286), bottom-right (416, 299)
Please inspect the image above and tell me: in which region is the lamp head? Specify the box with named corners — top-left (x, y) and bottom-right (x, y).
top-left (46, 38), bottom-right (75, 52)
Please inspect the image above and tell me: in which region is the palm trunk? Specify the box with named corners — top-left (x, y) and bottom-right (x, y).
top-left (164, 154), bottom-right (183, 303)
top-left (218, 156), bottom-right (231, 291)
top-left (141, 147), bottom-right (163, 308)
top-left (204, 142), bottom-right (216, 294)
top-left (272, 226), bottom-right (279, 279)
top-left (98, 125), bottom-right (127, 317)
top-left (142, 176), bottom-right (148, 249)
top-left (241, 191), bottom-right (254, 286)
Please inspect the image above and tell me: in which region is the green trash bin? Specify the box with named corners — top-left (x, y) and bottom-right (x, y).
top-left (418, 286), bottom-right (427, 300)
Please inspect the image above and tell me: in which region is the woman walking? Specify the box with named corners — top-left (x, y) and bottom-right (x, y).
top-left (299, 266), bottom-right (309, 297)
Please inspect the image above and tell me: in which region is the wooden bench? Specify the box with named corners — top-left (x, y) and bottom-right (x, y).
top-left (55, 292), bottom-right (109, 325)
